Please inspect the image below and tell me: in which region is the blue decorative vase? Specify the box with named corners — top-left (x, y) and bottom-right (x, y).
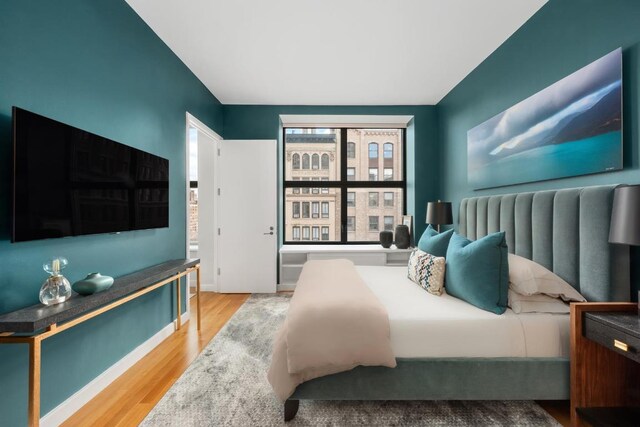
top-left (72, 273), bottom-right (114, 296)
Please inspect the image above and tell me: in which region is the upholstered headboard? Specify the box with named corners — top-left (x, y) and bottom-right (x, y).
top-left (458, 185), bottom-right (630, 302)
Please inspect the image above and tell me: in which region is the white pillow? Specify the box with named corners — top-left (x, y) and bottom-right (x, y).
top-left (508, 253), bottom-right (586, 302)
top-left (508, 289), bottom-right (570, 314)
top-left (407, 249), bottom-right (446, 296)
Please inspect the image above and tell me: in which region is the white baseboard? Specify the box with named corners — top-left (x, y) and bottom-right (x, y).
top-left (41, 311), bottom-right (190, 427)
top-left (199, 282), bottom-right (218, 292)
top-left (277, 283), bottom-right (296, 291)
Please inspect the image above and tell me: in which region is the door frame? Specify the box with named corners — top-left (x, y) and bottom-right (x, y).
top-left (185, 112), bottom-right (223, 294)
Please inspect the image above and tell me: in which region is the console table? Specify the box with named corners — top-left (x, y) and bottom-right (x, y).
top-left (0, 258), bottom-right (201, 427)
top-left (570, 302), bottom-right (640, 426)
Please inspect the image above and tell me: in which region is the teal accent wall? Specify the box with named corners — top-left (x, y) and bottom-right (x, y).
top-left (437, 0), bottom-right (640, 299)
top-left (223, 105), bottom-right (440, 239)
top-left (0, 1), bottom-right (223, 425)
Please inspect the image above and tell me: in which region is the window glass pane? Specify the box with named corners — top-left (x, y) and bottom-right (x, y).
top-left (384, 192), bottom-right (394, 206)
top-left (347, 188), bottom-right (403, 242)
top-left (347, 129), bottom-right (403, 181)
top-left (302, 226), bottom-right (310, 240)
top-left (285, 128), bottom-right (341, 180)
top-left (312, 226), bottom-right (319, 241)
top-left (347, 192), bottom-right (355, 207)
top-left (384, 216), bottom-right (394, 231)
top-left (292, 177), bottom-right (300, 194)
top-left (383, 168), bottom-right (393, 181)
top-left (321, 226), bottom-right (329, 240)
top-left (347, 216), bottom-right (355, 231)
top-left (368, 192), bottom-right (379, 207)
top-left (284, 189), bottom-right (341, 242)
top-left (347, 168), bottom-right (355, 181)
top-left (369, 216), bottom-right (379, 231)
top-left (368, 142), bottom-right (378, 159)
top-left (347, 142), bottom-right (355, 158)
top-left (321, 178), bottom-right (328, 194)
top-left (312, 177), bottom-right (319, 194)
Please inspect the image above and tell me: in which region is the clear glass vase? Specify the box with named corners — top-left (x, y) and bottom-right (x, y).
top-left (40, 257), bottom-right (72, 306)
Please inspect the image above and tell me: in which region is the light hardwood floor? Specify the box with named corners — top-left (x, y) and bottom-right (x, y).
top-left (62, 292), bottom-right (249, 427)
top-left (62, 292), bottom-right (569, 426)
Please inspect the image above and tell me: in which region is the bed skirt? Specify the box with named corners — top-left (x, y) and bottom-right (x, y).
top-left (291, 357), bottom-right (569, 400)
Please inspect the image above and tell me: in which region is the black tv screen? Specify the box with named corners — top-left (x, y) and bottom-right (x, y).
top-left (12, 107), bottom-right (169, 242)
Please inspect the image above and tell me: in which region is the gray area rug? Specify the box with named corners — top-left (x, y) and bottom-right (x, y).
top-left (142, 294), bottom-right (560, 426)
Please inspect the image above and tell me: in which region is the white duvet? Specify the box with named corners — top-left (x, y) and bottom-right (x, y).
top-left (356, 266), bottom-right (570, 359)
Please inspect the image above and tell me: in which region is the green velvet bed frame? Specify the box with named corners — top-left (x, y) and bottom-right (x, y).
top-left (285, 185), bottom-right (630, 420)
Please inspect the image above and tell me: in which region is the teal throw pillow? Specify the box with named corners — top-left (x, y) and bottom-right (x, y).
top-left (417, 225), bottom-right (454, 257)
top-left (445, 231), bottom-right (509, 315)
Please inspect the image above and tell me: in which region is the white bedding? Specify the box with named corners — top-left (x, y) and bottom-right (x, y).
top-left (355, 265), bottom-right (570, 359)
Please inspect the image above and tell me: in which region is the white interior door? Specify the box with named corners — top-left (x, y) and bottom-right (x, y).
top-left (197, 129), bottom-right (219, 291)
top-left (218, 140), bottom-right (277, 293)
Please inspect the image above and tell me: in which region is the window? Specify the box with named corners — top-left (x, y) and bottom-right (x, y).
top-left (384, 216), bottom-right (394, 231)
top-left (347, 192), bottom-right (355, 207)
top-left (293, 177), bottom-right (300, 194)
top-left (321, 226), bottom-right (329, 240)
top-left (384, 192), bottom-right (394, 207)
top-left (369, 216), bottom-right (379, 231)
top-left (284, 128), bottom-right (405, 243)
top-left (347, 216), bottom-right (355, 231)
top-left (321, 154), bottom-right (329, 169)
top-left (347, 168), bottom-right (355, 181)
top-left (347, 142), bottom-right (356, 158)
top-left (321, 202), bottom-right (329, 218)
top-left (368, 142), bottom-right (378, 159)
top-left (369, 192), bottom-right (379, 207)
top-left (383, 143), bottom-right (393, 159)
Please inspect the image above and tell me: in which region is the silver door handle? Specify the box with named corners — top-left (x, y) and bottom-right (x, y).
top-left (264, 232), bottom-right (274, 235)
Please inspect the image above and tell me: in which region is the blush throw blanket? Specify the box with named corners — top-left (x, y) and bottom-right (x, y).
top-left (268, 259), bottom-right (397, 401)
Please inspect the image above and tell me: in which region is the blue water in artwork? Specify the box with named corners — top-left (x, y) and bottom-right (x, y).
top-left (469, 131), bottom-right (622, 189)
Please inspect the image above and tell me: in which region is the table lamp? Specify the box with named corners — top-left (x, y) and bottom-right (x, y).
top-left (426, 200), bottom-right (453, 232)
top-left (609, 184), bottom-right (640, 310)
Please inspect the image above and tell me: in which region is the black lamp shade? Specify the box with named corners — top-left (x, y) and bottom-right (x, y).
top-left (426, 201), bottom-right (453, 225)
top-left (609, 185), bottom-right (640, 246)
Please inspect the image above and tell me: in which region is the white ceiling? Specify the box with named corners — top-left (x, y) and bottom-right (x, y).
top-left (126, 0), bottom-right (547, 105)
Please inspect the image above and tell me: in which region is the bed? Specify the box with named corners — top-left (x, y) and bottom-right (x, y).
top-left (279, 185), bottom-right (630, 420)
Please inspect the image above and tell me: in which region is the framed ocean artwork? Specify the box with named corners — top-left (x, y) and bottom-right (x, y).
top-left (467, 48), bottom-right (622, 190)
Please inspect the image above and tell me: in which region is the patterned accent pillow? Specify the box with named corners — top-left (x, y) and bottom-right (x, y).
top-left (407, 249), bottom-right (446, 296)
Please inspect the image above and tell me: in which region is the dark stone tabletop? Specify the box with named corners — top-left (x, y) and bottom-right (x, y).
top-left (0, 258), bottom-right (199, 333)
top-left (585, 311), bottom-right (640, 340)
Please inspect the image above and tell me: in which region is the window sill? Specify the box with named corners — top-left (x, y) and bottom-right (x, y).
top-left (279, 244), bottom-right (413, 254)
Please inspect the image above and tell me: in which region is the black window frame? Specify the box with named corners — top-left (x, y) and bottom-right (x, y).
top-left (284, 127), bottom-right (406, 244)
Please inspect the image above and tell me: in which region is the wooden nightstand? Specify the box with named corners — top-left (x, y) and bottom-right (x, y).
top-left (570, 303), bottom-right (640, 426)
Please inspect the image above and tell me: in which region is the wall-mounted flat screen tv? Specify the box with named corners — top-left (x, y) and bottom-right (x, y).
top-left (12, 107), bottom-right (169, 242)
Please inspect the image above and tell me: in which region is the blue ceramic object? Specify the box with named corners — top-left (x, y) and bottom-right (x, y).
top-left (72, 273), bottom-right (114, 296)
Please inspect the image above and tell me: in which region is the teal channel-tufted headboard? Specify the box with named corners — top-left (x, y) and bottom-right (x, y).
top-left (458, 185), bottom-right (630, 302)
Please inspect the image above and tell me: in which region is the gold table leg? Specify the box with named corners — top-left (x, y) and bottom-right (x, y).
top-left (196, 266), bottom-right (201, 331)
top-left (176, 276), bottom-right (182, 331)
top-left (28, 337), bottom-right (41, 427)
